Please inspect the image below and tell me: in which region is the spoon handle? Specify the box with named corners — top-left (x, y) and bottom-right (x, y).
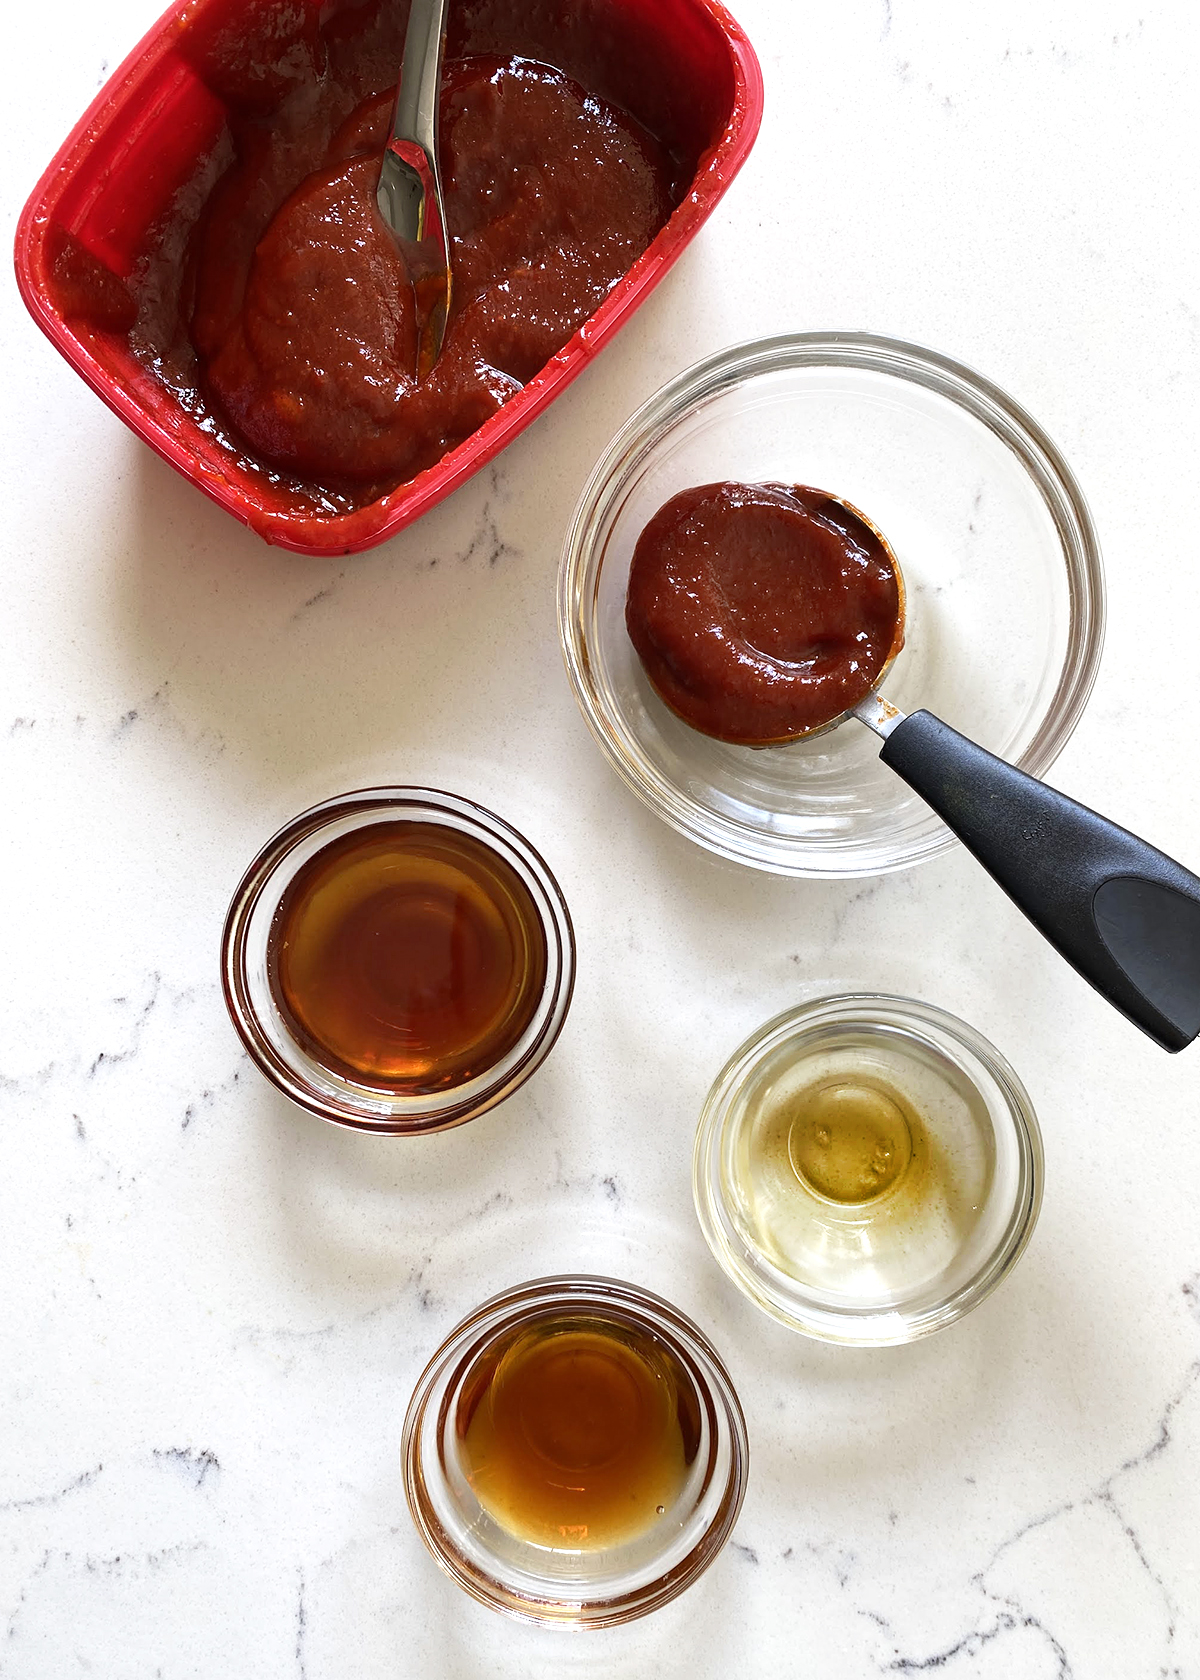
top-left (879, 709), bottom-right (1200, 1052)
top-left (390, 0), bottom-right (449, 163)
top-left (376, 0), bottom-right (451, 377)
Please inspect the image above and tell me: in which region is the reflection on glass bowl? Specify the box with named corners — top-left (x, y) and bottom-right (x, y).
top-left (693, 994), bottom-right (1044, 1345)
top-left (558, 332), bottom-right (1104, 878)
top-left (403, 1275), bottom-right (748, 1626)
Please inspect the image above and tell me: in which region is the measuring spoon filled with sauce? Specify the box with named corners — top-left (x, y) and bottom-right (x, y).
top-left (626, 481), bottom-right (1200, 1052)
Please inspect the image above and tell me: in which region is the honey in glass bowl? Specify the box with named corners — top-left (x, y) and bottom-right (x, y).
top-left (222, 788), bottom-right (574, 1133)
top-left (456, 1313), bottom-right (698, 1550)
top-left (268, 821), bottom-right (547, 1095)
top-left (403, 1277), bottom-right (748, 1626)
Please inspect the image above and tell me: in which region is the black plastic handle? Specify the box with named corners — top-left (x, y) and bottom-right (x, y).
top-left (880, 710), bottom-right (1200, 1052)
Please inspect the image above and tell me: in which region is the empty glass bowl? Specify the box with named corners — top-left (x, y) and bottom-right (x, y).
top-left (558, 332), bottom-right (1104, 877)
top-left (402, 1275), bottom-right (748, 1626)
top-left (693, 994), bottom-right (1043, 1345)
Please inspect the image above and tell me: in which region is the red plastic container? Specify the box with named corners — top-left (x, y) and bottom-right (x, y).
top-left (14, 0), bottom-right (762, 556)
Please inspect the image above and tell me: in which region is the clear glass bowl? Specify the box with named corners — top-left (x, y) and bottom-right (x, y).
top-left (221, 788), bottom-right (575, 1133)
top-left (402, 1276), bottom-right (748, 1627)
top-left (558, 332), bottom-right (1105, 877)
top-left (693, 994), bottom-right (1043, 1345)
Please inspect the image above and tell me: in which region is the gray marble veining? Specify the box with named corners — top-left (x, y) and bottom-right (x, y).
top-left (3, 0), bottom-right (1200, 1675)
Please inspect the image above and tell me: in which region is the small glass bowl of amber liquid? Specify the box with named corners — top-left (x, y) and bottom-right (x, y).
top-left (222, 788), bottom-right (575, 1132)
top-left (694, 995), bottom-right (1043, 1345)
top-left (402, 1276), bottom-right (748, 1626)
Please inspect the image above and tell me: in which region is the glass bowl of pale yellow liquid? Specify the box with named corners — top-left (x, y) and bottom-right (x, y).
top-left (693, 994), bottom-right (1043, 1345)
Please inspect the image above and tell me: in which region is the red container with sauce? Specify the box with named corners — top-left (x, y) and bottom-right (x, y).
top-left (13, 0), bottom-right (762, 556)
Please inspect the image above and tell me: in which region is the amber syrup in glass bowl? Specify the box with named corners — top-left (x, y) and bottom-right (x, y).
top-left (268, 821), bottom-right (548, 1095)
top-left (222, 789), bottom-right (575, 1132)
top-left (403, 1276), bottom-right (748, 1626)
top-left (455, 1315), bottom-right (699, 1550)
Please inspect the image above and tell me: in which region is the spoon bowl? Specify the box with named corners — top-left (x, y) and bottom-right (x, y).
top-left (755, 485), bottom-right (909, 745)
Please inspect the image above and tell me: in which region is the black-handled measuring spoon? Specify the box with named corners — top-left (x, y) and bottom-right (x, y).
top-left (825, 492), bottom-right (1200, 1052)
top-left (856, 694), bottom-right (1200, 1051)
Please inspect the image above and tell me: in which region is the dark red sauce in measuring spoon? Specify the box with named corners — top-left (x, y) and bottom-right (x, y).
top-left (625, 481), bottom-right (904, 745)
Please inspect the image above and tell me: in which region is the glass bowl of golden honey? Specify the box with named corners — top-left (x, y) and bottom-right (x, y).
top-left (221, 788), bottom-right (575, 1132)
top-left (402, 1276), bottom-right (748, 1626)
top-left (693, 994), bottom-right (1043, 1344)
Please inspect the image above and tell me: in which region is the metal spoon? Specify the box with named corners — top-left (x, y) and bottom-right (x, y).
top-left (375, 0), bottom-right (451, 380)
top-left (807, 490), bottom-right (1200, 1054)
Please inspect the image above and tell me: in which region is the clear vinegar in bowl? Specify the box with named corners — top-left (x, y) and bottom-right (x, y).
top-left (730, 1044), bottom-right (994, 1301)
top-left (694, 995), bottom-right (1043, 1344)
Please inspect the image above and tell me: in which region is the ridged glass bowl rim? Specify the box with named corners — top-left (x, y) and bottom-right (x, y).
top-left (557, 330), bottom-right (1105, 877)
top-left (220, 786), bottom-right (575, 1134)
top-left (692, 992), bottom-right (1044, 1345)
top-left (401, 1274), bottom-right (749, 1628)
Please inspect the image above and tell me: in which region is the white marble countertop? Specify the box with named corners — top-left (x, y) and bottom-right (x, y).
top-left (4, 1), bottom-right (1200, 1674)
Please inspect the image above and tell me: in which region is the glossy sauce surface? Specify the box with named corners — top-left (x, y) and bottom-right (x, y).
top-left (268, 820), bottom-right (546, 1091)
top-left (625, 481), bottom-right (904, 744)
top-left (457, 1315), bottom-right (696, 1549)
top-left (191, 54), bottom-right (675, 489)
